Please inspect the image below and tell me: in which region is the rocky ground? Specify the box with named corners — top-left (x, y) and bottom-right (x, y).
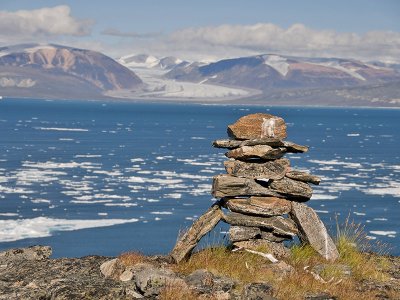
top-left (1, 246), bottom-right (399, 300)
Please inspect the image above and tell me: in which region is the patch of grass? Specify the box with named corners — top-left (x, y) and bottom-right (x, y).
top-left (335, 215), bottom-right (390, 281)
top-left (118, 251), bottom-right (147, 267)
top-left (288, 244), bottom-right (320, 267)
top-left (174, 246), bottom-right (273, 285)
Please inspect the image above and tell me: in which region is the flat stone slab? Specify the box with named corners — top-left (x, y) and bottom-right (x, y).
top-left (290, 202), bottom-right (339, 261)
top-left (269, 177), bottom-right (313, 200)
top-left (212, 175), bottom-right (282, 198)
top-left (233, 239), bottom-right (290, 258)
top-left (260, 230), bottom-right (292, 242)
top-left (225, 197), bottom-right (292, 217)
top-left (213, 138), bottom-right (308, 153)
top-left (229, 226), bottom-right (261, 242)
top-left (224, 158), bottom-right (290, 179)
top-left (285, 170), bottom-right (321, 185)
top-left (170, 204), bottom-right (223, 263)
top-left (226, 145), bottom-right (287, 160)
top-left (223, 212), bottom-right (298, 236)
top-left (227, 113), bottom-right (287, 140)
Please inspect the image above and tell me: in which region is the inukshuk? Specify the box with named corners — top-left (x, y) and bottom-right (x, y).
top-left (171, 113), bottom-right (339, 263)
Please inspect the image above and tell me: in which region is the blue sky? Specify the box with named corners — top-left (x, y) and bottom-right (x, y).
top-left (0, 0), bottom-right (399, 61)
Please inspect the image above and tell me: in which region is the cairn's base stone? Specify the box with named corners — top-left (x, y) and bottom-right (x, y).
top-left (233, 240), bottom-right (290, 258)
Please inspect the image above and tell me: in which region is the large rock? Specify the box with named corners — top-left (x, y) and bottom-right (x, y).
top-left (100, 258), bottom-right (125, 280)
top-left (134, 263), bottom-right (185, 297)
top-left (226, 145), bottom-right (286, 160)
top-left (212, 175), bottom-right (281, 198)
top-left (223, 212), bottom-right (298, 236)
top-left (213, 138), bottom-right (308, 153)
top-left (225, 197), bottom-right (292, 217)
top-left (290, 202), bottom-right (339, 261)
top-left (228, 226), bottom-right (261, 242)
top-left (286, 170), bottom-right (321, 185)
top-left (224, 158), bottom-right (290, 179)
top-left (241, 282), bottom-right (277, 300)
top-left (269, 177), bottom-right (313, 200)
top-left (185, 269), bottom-right (235, 295)
top-left (227, 113), bottom-right (287, 140)
top-left (0, 245), bottom-right (52, 262)
top-left (170, 204), bottom-right (223, 263)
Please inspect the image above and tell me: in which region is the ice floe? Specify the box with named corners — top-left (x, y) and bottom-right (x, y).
top-left (0, 217), bottom-right (139, 242)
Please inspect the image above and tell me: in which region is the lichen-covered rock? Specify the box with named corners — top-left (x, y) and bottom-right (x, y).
top-left (185, 269), bottom-right (236, 295)
top-left (226, 145), bottom-right (286, 160)
top-left (229, 226), bottom-right (261, 242)
top-left (223, 212), bottom-right (298, 237)
top-left (225, 197), bottom-right (292, 217)
top-left (233, 239), bottom-right (291, 258)
top-left (0, 245), bottom-right (52, 262)
top-left (290, 202), bottom-right (339, 261)
top-left (227, 113), bottom-right (287, 140)
top-left (241, 282), bottom-right (277, 300)
top-left (224, 158), bottom-right (290, 179)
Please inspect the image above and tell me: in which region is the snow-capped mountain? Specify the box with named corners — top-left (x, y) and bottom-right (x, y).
top-left (0, 44), bottom-right (142, 100)
top-left (118, 54), bottom-right (189, 70)
top-left (165, 54), bottom-right (400, 90)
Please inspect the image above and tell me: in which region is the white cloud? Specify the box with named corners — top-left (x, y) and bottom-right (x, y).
top-left (164, 23), bottom-right (400, 63)
top-left (0, 5), bottom-right (92, 41)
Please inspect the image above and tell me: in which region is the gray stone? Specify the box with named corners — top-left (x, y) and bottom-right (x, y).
top-left (119, 269), bottom-right (134, 282)
top-left (0, 245), bottom-right (52, 262)
top-left (241, 282), bottom-right (277, 300)
top-left (226, 145), bottom-right (286, 160)
top-left (286, 170), bottom-right (321, 185)
top-left (305, 293), bottom-right (337, 300)
top-left (223, 212), bottom-right (298, 236)
top-left (260, 230), bottom-right (292, 242)
top-left (229, 226), bottom-right (261, 242)
top-left (225, 197), bottom-right (292, 217)
top-left (227, 113), bottom-right (287, 140)
top-left (213, 138), bottom-right (308, 153)
top-left (134, 264), bottom-right (185, 297)
top-left (170, 203), bottom-right (223, 263)
top-left (185, 269), bottom-right (235, 295)
top-left (224, 158), bottom-right (290, 179)
top-left (269, 177), bottom-right (313, 200)
top-left (100, 258), bottom-right (125, 280)
top-left (212, 175), bottom-right (282, 198)
top-left (290, 202), bottom-right (339, 261)
top-left (233, 239), bottom-right (290, 258)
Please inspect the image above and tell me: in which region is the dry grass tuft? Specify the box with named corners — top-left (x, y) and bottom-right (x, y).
top-left (174, 246), bottom-right (274, 285)
top-left (118, 251), bottom-right (148, 266)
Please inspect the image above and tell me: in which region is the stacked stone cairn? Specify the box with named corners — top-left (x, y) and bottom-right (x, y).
top-left (171, 113), bottom-right (339, 264)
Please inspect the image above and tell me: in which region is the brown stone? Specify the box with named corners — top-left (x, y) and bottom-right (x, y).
top-left (222, 212), bottom-right (298, 236)
top-left (170, 204), bottom-right (223, 263)
top-left (224, 158), bottom-right (290, 179)
top-left (285, 170), bottom-right (321, 185)
top-left (269, 177), bottom-right (313, 200)
top-left (233, 239), bottom-right (290, 258)
top-left (228, 226), bottom-right (261, 242)
top-left (226, 145), bottom-right (286, 160)
top-left (225, 197), bottom-right (291, 217)
top-left (290, 202), bottom-right (339, 261)
top-left (260, 230), bottom-right (292, 242)
top-left (227, 113), bottom-right (287, 140)
top-left (213, 138), bottom-right (308, 153)
top-left (212, 175), bottom-right (281, 198)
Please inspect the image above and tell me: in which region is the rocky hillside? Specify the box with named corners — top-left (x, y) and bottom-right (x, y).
top-left (164, 54), bottom-right (400, 106)
top-left (1, 245), bottom-right (399, 299)
top-left (0, 44), bottom-right (143, 100)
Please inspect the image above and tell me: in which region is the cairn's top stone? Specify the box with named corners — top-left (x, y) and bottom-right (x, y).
top-left (228, 113), bottom-right (287, 140)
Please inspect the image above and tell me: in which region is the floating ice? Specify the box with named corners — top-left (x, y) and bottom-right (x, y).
top-left (369, 230), bottom-right (397, 236)
top-left (0, 217), bottom-right (139, 242)
top-left (34, 127), bottom-right (89, 132)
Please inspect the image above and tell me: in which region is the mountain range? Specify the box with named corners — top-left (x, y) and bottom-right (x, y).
top-left (1, 44), bottom-right (400, 107)
top-left (0, 44), bottom-right (142, 100)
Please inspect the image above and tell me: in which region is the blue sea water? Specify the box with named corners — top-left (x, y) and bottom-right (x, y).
top-left (0, 98), bottom-right (399, 257)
